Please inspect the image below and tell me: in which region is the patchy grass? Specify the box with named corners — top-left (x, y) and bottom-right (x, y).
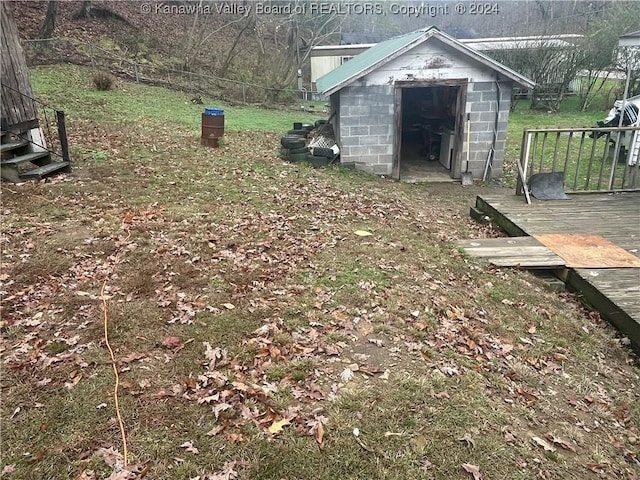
top-left (504, 103), bottom-right (609, 188)
top-left (31, 64), bottom-right (321, 133)
top-left (1, 66), bottom-right (639, 480)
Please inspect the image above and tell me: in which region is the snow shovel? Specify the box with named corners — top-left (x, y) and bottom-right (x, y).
top-left (528, 172), bottom-right (569, 200)
top-left (461, 113), bottom-right (473, 185)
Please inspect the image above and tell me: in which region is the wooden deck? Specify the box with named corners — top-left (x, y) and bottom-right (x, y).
top-left (474, 191), bottom-right (640, 348)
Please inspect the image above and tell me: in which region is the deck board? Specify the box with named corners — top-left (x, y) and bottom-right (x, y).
top-left (457, 237), bottom-right (566, 267)
top-left (474, 191), bottom-right (640, 347)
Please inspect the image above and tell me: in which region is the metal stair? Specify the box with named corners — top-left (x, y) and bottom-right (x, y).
top-left (1, 130), bottom-right (70, 182)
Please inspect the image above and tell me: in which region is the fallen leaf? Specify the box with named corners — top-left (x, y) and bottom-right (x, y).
top-left (544, 433), bottom-right (576, 451)
top-left (501, 343), bottom-right (514, 354)
top-left (206, 460), bottom-right (239, 480)
top-left (354, 230), bottom-right (372, 237)
top-left (462, 463), bottom-right (482, 479)
top-left (333, 311), bottom-right (347, 322)
top-left (340, 367), bottom-right (355, 382)
top-left (315, 421), bottom-right (325, 449)
top-left (531, 436), bottom-right (556, 452)
top-left (206, 425), bottom-right (225, 436)
top-left (516, 387), bottom-right (539, 404)
top-left (222, 303), bottom-right (235, 310)
top-left (268, 418), bottom-right (291, 435)
top-left (458, 433), bottom-right (476, 448)
top-left (2, 464), bottom-right (16, 475)
top-left (119, 352), bottom-right (146, 364)
top-left (162, 336), bottom-right (183, 351)
top-left (586, 462), bottom-right (606, 473)
top-left (179, 441), bottom-right (199, 454)
top-left (94, 447), bottom-right (123, 468)
top-left (224, 432), bottom-right (244, 443)
top-left (552, 352), bottom-right (569, 362)
top-left (212, 402), bottom-right (233, 420)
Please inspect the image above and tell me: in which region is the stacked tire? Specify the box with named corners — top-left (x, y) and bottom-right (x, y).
top-left (280, 134), bottom-right (307, 162)
top-left (279, 120), bottom-right (330, 165)
top-left (308, 146), bottom-right (332, 168)
top-left (280, 122), bottom-right (313, 163)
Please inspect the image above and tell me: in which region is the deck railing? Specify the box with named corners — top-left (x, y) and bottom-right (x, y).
top-left (0, 82), bottom-right (70, 163)
top-left (516, 126), bottom-right (640, 199)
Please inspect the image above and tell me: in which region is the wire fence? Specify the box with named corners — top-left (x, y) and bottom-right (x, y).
top-left (23, 36), bottom-right (316, 105)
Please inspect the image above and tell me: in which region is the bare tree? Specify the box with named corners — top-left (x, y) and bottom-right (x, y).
top-left (78, 1), bottom-right (92, 19)
top-left (252, 5), bottom-right (344, 101)
top-left (38, 0), bottom-right (56, 39)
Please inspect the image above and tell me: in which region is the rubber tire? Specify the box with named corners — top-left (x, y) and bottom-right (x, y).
top-left (287, 129), bottom-right (308, 137)
top-left (308, 155), bottom-right (329, 168)
top-left (281, 136), bottom-right (305, 149)
top-left (287, 152), bottom-right (309, 163)
top-left (301, 123), bottom-right (314, 131)
top-left (289, 146), bottom-right (309, 154)
top-left (311, 147), bottom-right (334, 158)
top-left (314, 119), bottom-right (327, 128)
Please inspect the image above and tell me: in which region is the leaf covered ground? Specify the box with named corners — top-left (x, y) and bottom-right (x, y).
top-left (1, 66), bottom-right (639, 480)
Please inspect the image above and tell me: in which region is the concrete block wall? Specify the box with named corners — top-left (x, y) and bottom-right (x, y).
top-left (464, 81), bottom-right (512, 179)
top-left (338, 85), bottom-right (395, 175)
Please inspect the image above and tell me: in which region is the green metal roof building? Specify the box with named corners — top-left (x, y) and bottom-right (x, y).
top-left (315, 27), bottom-right (535, 181)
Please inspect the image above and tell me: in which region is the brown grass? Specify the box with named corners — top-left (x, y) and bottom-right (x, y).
top-left (1, 68), bottom-right (638, 480)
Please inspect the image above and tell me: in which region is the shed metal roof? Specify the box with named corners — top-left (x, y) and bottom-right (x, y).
top-left (316, 27), bottom-right (536, 96)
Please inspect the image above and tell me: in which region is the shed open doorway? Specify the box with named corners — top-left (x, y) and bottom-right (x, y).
top-left (394, 81), bottom-right (467, 182)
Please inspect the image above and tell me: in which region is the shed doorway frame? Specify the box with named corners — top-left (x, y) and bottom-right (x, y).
top-left (393, 79), bottom-right (468, 181)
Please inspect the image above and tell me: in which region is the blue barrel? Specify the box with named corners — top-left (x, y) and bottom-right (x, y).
top-left (201, 107), bottom-right (224, 147)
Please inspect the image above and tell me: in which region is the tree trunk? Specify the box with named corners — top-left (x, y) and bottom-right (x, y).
top-left (79, 1), bottom-right (92, 18)
top-left (38, 0), bottom-right (56, 38)
top-left (218, 16), bottom-right (255, 79)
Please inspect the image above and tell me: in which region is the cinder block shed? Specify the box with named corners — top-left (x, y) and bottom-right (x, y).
top-left (316, 27), bottom-right (536, 181)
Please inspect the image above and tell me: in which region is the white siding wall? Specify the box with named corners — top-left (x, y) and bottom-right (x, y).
top-left (356, 40), bottom-right (498, 86)
top-left (311, 56), bottom-right (342, 84)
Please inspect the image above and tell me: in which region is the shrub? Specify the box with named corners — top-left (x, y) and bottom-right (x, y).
top-left (92, 70), bottom-right (115, 91)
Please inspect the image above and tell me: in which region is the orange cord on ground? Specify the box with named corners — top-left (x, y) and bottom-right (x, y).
top-left (101, 227), bottom-right (132, 466)
top-left (101, 278), bottom-right (129, 466)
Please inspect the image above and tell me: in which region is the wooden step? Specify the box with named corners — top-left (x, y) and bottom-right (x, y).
top-left (469, 206), bottom-right (490, 224)
top-left (20, 161), bottom-right (70, 180)
top-left (456, 236), bottom-right (566, 268)
top-left (0, 140), bottom-right (29, 153)
top-left (0, 151), bottom-right (50, 166)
